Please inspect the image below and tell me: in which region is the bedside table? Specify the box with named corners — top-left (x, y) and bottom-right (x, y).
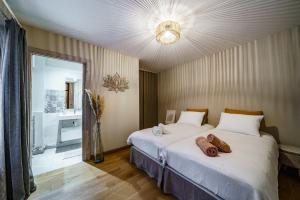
top-left (279, 144), bottom-right (300, 177)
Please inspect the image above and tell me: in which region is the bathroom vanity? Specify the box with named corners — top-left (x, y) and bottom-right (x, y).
top-left (57, 111), bottom-right (82, 148)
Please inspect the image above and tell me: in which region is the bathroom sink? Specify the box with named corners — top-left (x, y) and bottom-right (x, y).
top-left (57, 112), bottom-right (82, 120)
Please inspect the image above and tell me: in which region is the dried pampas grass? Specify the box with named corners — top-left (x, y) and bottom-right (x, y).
top-left (85, 89), bottom-right (104, 122)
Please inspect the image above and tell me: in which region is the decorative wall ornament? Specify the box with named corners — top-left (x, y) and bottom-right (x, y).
top-left (103, 72), bottom-right (129, 93)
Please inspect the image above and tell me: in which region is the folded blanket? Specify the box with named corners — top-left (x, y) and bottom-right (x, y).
top-left (195, 136), bottom-right (218, 157)
top-left (207, 134), bottom-right (231, 153)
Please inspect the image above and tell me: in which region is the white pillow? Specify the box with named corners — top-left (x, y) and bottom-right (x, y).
top-left (177, 111), bottom-right (205, 127)
top-left (216, 112), bottom-right (264, 136)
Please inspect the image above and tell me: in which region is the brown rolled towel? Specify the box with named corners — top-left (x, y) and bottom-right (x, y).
top-left (195, 137), bottom-right (218, 157)
top-left (207, 134), bottom-right (231, 153)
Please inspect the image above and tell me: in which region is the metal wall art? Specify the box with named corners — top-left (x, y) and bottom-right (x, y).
top-left (103, 72), bottom-right (129, 93)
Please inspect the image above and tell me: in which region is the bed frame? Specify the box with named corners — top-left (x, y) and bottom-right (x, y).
top-left (130, 146), bottom-right (222, 200)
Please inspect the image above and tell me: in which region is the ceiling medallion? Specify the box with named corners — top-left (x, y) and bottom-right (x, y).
top-left (156, 20), bottom-right (181, 45)
top-left (103, 72), bottom-right (129, 93)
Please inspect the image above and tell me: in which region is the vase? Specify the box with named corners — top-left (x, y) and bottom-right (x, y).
top-left (93, 121), bottom-right (104, 163)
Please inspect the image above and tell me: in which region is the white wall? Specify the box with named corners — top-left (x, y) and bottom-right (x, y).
top-left (32, 67), bottom-right (44, 112)
top-left (101, 84), bottom-right (139, 151)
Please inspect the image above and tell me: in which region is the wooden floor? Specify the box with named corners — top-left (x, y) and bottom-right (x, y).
top-left (29, 148), bottom-right (300, 200)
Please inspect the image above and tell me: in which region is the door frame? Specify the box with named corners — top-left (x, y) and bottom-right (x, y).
top-left (28, 47), bottom-right (92, 161)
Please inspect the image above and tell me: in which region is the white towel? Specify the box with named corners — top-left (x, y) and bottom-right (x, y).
top-left (152, 126), bottom-right (163, 136)
top-left (158, 123), bottom-right (171, 134)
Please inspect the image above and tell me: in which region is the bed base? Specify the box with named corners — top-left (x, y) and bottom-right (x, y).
top-left (130, 146), bottom-right (222, 200)
top-left (163, 166), bottom-right (222, 200)
top-left (130, 146), bottom-right (164, 187)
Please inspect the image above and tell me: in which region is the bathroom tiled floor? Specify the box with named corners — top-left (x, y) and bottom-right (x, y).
top-left (32, 147), bottom-right (82, 176)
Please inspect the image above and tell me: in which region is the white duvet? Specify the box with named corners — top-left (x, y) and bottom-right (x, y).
top-left (127, 123), bottom-right (214, 162)
top-left (165, 129), bottom-right (279, 200)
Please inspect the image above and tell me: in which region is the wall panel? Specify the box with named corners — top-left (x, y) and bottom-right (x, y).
top-left (139, 70), bottom-right (158, 129)
top-left (158, 26), bottom-right (300, 146)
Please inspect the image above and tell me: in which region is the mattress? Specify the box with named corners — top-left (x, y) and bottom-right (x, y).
top-left (165, 129), bottom-right (279, 200)
top-left (127, 123), bottom-right (214, 162)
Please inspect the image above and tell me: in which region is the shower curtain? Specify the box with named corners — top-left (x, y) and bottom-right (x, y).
top-left (0, 19), bottom-right (35, 200)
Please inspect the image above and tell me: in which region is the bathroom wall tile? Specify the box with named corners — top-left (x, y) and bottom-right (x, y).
top-left (44, 89), bottom-right (65, 113)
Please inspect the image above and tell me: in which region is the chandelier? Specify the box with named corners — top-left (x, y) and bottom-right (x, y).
top-left (156, 20), bottom-right (181, 45)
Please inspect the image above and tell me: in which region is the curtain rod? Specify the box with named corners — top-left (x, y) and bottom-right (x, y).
top-left (2, 0), bottom-right (22, 28)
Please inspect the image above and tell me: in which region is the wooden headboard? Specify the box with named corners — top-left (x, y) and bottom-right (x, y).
top-left (224, 108), bottom-right (263, 116)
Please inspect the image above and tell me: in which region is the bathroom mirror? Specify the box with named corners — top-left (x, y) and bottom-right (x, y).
top-left (65, 82), bottom-right (74, 109)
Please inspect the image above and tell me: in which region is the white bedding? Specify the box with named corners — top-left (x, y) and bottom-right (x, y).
top-left (127, 123), bottom-right (214, 162)
top-left (165, 129), bottom-right (279, 200)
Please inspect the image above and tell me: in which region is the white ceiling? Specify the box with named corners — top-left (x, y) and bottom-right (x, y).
top-left (7, 0), bottom-right (300, 71)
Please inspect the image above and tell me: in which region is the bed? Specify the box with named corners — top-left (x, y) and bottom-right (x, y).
top-left (129, 108), bottom-right (279, 199)
top-left (127, 123), bottom-right (214, 162)
top-left (163, 129), bottom-right (279, 200)
top-left (128, 123), bottom-right (214, 186)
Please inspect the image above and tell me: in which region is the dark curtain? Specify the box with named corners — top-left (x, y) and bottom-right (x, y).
top-left (0, 18), bottom-right (6, 200)
top-left (139, 70), bottom-right (158, 129)
top-left (1, 19), bottom-right (35, 200)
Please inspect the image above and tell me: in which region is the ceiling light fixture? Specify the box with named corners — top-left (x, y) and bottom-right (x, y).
top-left (156, 20), bottom-right (181, 45)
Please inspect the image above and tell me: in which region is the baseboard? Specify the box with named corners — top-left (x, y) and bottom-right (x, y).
top-left (87, 145), bottom-right (131, 161)
top-left (104, 145), bottom-right (131, 155)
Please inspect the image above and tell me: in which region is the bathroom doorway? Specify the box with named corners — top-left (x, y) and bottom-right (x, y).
top-left (31, 54), bottom-right (84, 176)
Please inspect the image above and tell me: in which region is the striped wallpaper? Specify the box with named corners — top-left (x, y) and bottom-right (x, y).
top-left (24, 24), bottom-right (139, 154)
top-left (158, 26), bottom-right (300, 146)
